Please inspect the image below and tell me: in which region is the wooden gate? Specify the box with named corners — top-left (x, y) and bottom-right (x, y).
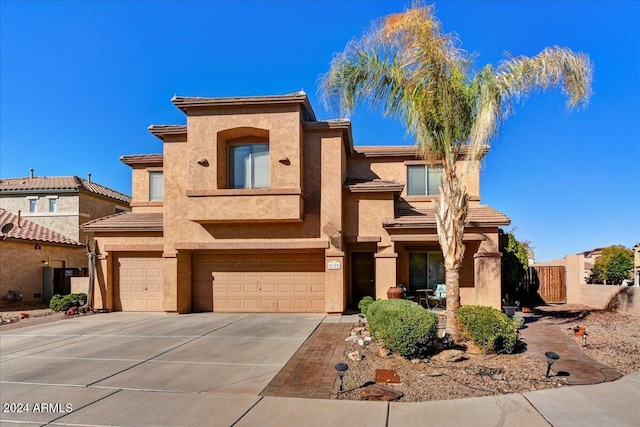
top-left (519, 266), bottom-right (566, 303)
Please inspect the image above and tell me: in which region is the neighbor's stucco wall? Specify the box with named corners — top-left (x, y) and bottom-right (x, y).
top-left (579, 284), bottom-right (639, 314)
top-left (0, 240), bottom-right (86, 302)
top-left (1, 194), bottom-right (80, 240)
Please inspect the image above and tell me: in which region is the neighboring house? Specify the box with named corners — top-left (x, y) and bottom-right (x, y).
top-left (81, 92), bottom-right (510, 314)
top-left (0, 173), bottom-right (131, 244)
top-left (578, 247), bottom-right (604, 283)
top-left (0, 209), bottom-right (86, 302)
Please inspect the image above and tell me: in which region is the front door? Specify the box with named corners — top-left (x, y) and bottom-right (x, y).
top-left (351, 252), bottom-right (375, 308)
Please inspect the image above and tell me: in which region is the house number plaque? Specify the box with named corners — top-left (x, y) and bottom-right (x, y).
top-left (327, 261), bottom-right (341, 270)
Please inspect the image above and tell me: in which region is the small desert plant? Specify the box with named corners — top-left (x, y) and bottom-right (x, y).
top-left (458, 305), bottom-right (518, 354)
top-left (49, 293), bottom-right (87, 312)
top-left (366, 299), bottom-right (439, 358)
top-left (511, 315), bottom-right (526, 330)
top-left (358, 296), bottom-right (375, 317)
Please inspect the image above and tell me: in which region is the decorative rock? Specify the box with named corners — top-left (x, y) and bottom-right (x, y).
top-left (491, 374), bottom-right (505, 381)
top-left (363, 336), bottom-right (373, 343)
top-left (432, 349), bottom-right (465, 363)
top-left (353, 321), bottom-right (366, 328)
top-left (361, 330), bottom-right (371, 337)
top-left (360, 384), bottom-right (403, 401)
top-left (18, 313), bottom-right (30, 320)
top-left (350, 330), bottom-right (359, 336)
top-left (345, 335), bottom-right (359, 342)
top-left (352, 327), bottom-right (366, 334)
top-left (378, 347), bottom-right (391, 358)
top-left (411, 358), bottom-right (421, 364)
top-left (357, 339), bottom-right (365, 346)
top-left (375, 369), bottom-right (400, 384)
top-left (65, 306), bottom-right (79, 316)
top-left (347, 351), bottom-right (363, 361)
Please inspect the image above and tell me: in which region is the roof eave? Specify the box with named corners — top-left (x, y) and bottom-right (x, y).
top-left (171, 92), bottom-right (317, 122)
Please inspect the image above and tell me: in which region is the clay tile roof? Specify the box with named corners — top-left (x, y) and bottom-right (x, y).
top-left (384, 204), bottom-right (511, 228)
top-left (0, 209), bottom-right (83, 246)
top-left (171, 91), bottom-right (317, 121)
top-left (148, 125), bottom-right (187, 139)
top-left (0, 176), bottom-right (131, 204)
top-left (120, 154), bottom-right (164, 166)
top-left (345, 178), bottom-right (405, 193)
top-left (354, 145), bottom-right (490, 158)
top-left (81, 211), bottom-right (163, 233)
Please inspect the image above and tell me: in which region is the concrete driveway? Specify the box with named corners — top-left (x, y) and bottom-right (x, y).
top-left (0, 312), bottom-right (325, 426)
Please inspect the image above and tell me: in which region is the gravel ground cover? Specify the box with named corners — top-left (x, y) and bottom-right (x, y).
top-left (533, 304), bottom-right (640, 375)
top-left (0, 302), bottom-right (56, 324)
top-left (334, 304), bottom-right (639, 401)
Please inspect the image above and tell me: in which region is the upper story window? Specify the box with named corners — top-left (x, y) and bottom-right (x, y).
top-left (149, 172), bottom-right (164, 201)
top-left (28, 197), bottom-right (37, 213)
top-left (48, 198), bottom-right (57, 212)
top-left (407, 165), bottom-right (442, 196)
top-left (229, 143), bottom-right (269, 189)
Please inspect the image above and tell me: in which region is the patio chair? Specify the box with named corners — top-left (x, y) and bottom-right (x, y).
top-left (427, 284), bottom-right (446, 309)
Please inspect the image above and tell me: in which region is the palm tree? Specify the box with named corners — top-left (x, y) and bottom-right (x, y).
top-left (320, 5), bottom-right (592, 340)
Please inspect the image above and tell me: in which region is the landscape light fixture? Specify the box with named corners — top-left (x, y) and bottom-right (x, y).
top-left (582, 333), bottom-right (588, 347)
top-left (335, 362), bottom-right (349, 393)
top-left (545, 351), bottom-right (560, 377)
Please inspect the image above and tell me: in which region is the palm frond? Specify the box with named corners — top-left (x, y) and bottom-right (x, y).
top-left (497, 46), bottom-right (593, 111)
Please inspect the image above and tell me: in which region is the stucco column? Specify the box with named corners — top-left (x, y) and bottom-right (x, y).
top-left (473, 252), bottom-right (502, 309)
top-left (176, 250), bottom-right (192, 313)
top-left (375, 252), bottom-right (398, 299)
top-left (325, 250), bottom-right (346, 314)
top-left (162, 252), bottom-right (178, 312)
top-left (564, 254), bottom-right (583, 304)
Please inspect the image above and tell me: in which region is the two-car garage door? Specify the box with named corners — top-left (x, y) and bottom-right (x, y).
top-left (192, 251), bottom-right (326, 312)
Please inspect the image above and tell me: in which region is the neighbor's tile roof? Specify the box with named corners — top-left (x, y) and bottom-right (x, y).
top-left (81, 211), bottom-right (163, 233)
top-left (384, 204), bottom-right (511, 228)
top-left (120, 154), bottom-right (164, 165)
top-left (344, 178), bottom-right (405, 193)
top-left (0, 176), bottom-right (131, 204)
top-left (0, 209), bottom-right (83, 246)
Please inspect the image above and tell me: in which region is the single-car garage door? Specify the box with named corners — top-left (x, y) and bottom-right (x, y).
top-left (192, 251), bottom-right (325, 312)
top-left (116, 255), bottom-right (163, 311)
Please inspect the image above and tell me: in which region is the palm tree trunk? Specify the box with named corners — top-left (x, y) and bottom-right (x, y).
top-left (434, 162), bottom-right (469, 342)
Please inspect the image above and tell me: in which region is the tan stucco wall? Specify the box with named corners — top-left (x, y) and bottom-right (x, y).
top-left (0, 240), bottom-right (86, 302)
top-left (186, 105), bottom-right (303, 194)
top-left (346, 155), bottom-right (481, 202)
top-left (579, 284), bottom-right (639, 314)
top-left (79, 193), bottom-right (130, 242)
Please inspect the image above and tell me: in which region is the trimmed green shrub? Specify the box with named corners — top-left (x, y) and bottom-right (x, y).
top-left (366, 299), bottom-right (439, 358)
top-left (358, 296), bottom-right (375, 317)
top-left (458, 305), bottom-right (518, 354)
top-left (49, 293), bottom-right (87, 312)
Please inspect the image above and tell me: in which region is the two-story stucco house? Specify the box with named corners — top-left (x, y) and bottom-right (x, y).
top-left (81, 92), bottom-right (510, 314)
top-left (0, 173), bottom-right (131, 244)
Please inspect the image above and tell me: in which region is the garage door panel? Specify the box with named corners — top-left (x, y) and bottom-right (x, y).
top-left (117, 256), bottom-right (163, 312)
top-left (193, 251), bottom-right (325, 312)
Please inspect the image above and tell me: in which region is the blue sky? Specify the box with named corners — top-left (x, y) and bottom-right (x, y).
top-left (1, 1), bottom-right (638, 261)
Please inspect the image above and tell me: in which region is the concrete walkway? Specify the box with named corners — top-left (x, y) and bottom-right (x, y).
top-left (1, 312), bottom-right (638, 426)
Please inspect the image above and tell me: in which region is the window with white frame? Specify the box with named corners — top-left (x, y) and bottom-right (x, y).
top-left (48, 198), bottom-right (57, 212)
top-left (149, 172), bottom-right (164, 201)
top-left (407, 165), bottom-right (442, 196)
top-left (228, 143), bottom-right (269, 189)
top-left (28, 198), bottom-right (37, 213)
